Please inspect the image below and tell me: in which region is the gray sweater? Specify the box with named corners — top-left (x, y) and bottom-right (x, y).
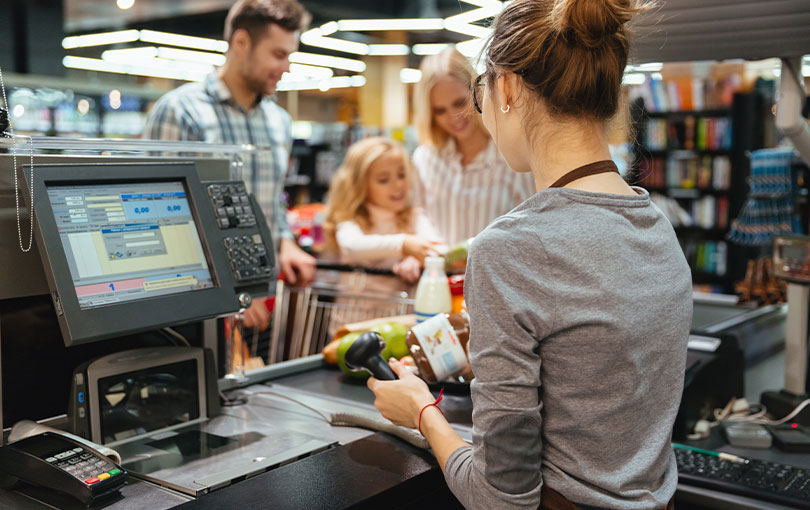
top-left (444, 187), bottom-right (692, 510)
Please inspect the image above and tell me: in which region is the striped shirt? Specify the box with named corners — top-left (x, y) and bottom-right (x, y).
top-left (143, 72), bottom-right (293, 243)
top-left (411, 138), bottom-right (536, 246)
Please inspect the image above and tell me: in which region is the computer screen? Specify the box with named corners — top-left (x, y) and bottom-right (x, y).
top-left (29, 161), bottom-right (242, 345)
top-left (46, 181), bottom-right (214, 310)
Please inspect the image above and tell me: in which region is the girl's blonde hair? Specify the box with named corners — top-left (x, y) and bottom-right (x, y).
top-left (413, 47), bottom-right (487, 148)
top-left (323, 137), bottom-right (414, 253)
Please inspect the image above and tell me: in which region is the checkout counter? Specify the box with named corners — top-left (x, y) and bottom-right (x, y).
top-left (0, 140), bottom-right (466, 510)
top-left (0, 140), bottom-right (803, 510)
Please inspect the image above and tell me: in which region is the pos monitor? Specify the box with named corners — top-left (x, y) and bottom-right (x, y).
top-left (27, 161), bottom-right (242, 346)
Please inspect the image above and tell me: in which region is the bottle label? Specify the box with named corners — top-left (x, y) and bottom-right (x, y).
top-left (415, 311), bottom-right (437, 323)
top-left (410, 314), bottom-right (467, 381)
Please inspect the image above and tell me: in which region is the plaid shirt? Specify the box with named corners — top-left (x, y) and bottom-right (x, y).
top-left (143, 72), bottom-right (293, 242)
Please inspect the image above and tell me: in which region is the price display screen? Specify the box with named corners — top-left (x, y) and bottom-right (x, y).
top-left (45, 181), bottom-right (214, 309)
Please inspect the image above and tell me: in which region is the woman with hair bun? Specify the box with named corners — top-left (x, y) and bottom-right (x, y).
top-left (369, 1), bottom-right (689, 509)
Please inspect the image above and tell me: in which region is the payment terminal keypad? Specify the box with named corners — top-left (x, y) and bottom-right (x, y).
top-left (224, 234), bottom-right (273, 282)
top-left (209, 183), bottom-right (257, 229)
top-left (48, 446), bottom-right (123, 486)
top-left (206, 181), bottom-right (275, 286)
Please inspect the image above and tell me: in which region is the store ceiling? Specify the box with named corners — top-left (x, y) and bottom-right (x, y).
top-left (64, 0), bottom-right (463, 34)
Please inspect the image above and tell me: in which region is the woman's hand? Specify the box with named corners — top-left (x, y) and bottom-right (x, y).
top-left (393, 256), bottom-right (421, 283)
top-left (367, 359), bottom-right (436, 429)
top-left (402, 235), bottom-right (441, 263)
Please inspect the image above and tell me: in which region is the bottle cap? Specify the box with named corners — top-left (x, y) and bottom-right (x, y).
top-left (425, 256), bottom-right (445, 270)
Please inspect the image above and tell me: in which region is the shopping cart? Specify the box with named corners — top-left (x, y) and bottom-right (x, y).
top-left (267, 263), bottom-right (415, 364)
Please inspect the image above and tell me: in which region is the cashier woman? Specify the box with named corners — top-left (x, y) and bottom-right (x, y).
top-left (368, 0), bottom-right (692, 509)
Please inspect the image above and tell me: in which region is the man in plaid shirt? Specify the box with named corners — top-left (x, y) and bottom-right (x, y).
top-left (144, 0), bottom-right (315, 329)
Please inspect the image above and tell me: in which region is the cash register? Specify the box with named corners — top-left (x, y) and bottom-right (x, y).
top-left (0, 158), bottom-right (335, 504)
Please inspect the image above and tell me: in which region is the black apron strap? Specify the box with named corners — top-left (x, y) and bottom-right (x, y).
top-left (548, 160), bottom-right (620, 189)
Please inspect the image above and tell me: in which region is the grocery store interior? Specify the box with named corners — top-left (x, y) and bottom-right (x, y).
top-left (1, 0), bottom-right (810, 509)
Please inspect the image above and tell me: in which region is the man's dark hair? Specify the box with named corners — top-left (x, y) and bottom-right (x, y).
top-left (224, 0), bottom-right (311, 42)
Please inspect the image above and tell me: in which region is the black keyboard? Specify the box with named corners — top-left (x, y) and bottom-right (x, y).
top-left (676, 447), bottom-right (810, 509)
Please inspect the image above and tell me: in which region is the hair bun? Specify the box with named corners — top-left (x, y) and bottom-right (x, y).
top-left (552, 0), bottom-right (637, 49)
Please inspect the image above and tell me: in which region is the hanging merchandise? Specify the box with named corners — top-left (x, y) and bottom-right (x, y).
top-left (727, 148), bottom-right (802, 246)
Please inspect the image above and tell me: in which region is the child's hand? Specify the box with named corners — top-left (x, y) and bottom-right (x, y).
top-left (393, 256), bottom-right (421, 283)
top-left (403, 235), bottom-right (441, 263)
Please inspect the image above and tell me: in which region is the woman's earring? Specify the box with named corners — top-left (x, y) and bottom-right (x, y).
top-left (500, 104), bottom-right (510, 114)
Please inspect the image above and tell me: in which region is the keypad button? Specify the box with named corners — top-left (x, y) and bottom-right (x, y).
top-left (97, 473), bottom-right (111, 481)
top-left (80, 453), bottom-right (93, 460)
top-left (109, 468), bottom-right (122, 476)
top-left (218, 218), bottom-right (230, 229)
top-left (46, 457), bottom-right (57, 463)
top-left (85, 477), bottom-right (99, 485)
top-left (72, 448), bottom-right (83, 454)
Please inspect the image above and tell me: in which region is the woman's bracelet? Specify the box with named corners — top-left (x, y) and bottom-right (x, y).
top-left (417, 387), bottom-right (444, 436)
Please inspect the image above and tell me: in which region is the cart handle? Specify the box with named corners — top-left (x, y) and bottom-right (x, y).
top-left (315, 261), bottom-right (397, 276)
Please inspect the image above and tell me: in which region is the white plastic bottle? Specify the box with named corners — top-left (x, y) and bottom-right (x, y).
top-left (413, 256), bottom-right (452, 323)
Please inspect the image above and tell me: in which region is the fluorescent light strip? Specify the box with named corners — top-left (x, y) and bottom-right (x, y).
top-left (139, 30), bottom-right (229, 52)
top-left (413, 43), bottom-right (452, 55)
top-left (300, 26), bottom-right (369, 55)
top-left (63, 56), bottom-right (207, 82)
top-left (445, 1), bottom-right (504, 38)
top-left (290, 52), bottom-right (366, 72)
top-left (285, 64), bottom-right (333, 79)
top-left (400, 68), bottom-right (422, 83)
top-left (62, 30), bottom-right (140, 49)
top-left (367, 44), bottom-right (410, 56)
top-left (275, 74), bottom-right (365, 92)
top-left (337, 19), bottom-right (444, 31)
top-left (455, 38), bottom-right (487, 58)
top-left (102, 47), bottom-right (159, 61)
top-left (157, 47), bottom-right (226, 66)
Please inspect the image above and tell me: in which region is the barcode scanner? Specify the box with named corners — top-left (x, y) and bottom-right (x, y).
top-left (344, 331), bottom-right (398, 380)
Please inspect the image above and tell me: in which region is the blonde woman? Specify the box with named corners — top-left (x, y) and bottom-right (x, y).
top-left (412, 48), bottom-right (535, 246)
top-left (324, 137), bottom-right (443, 284)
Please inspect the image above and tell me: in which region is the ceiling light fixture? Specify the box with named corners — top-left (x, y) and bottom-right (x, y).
top-left (289, 52), bottom-right (366, 72)
top-left (300, 24), bottom-right (369, 55)
top-left (138, 30), bottom-right (229, 52)
top-left (337, 19), bottom-right (444, 31)
top-left (276, 75), bottom-right (365, 92)
top-left (116, 0), bottom-right (135, 10)
top-left (367, 44), bottom-right (410, 56)
top-left (412, 43), bottom-right (452, 55)
top-left (62, 30), bottom-right (140, 49)
top-left (444, 0), bottom-right (504, 38)
top-left (400, 68), bottom-right (422, 83)
top-left (63, 56), bottom-right (208, 82)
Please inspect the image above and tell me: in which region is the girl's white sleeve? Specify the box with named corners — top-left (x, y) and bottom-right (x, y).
top-left (414, 211), bottom-right (444, 244)
top-left (336, 220), bottom-right (405, 262)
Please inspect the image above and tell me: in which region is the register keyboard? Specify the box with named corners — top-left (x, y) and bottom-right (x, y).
top-left (675, 447), bottom-right (810, 509)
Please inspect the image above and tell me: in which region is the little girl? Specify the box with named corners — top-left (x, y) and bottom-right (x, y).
top-left (324, 137), bottom-right (444, 285)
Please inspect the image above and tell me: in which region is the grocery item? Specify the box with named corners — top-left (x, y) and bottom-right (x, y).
top-left (444, 238), bottom-right (472, 274)
top-left (370, 321), bottom-right (409, 359)
top-left (406, 313), bottom-right (470, 383)
top-left (448, 275), bottom-right (464, 314)
top-left (414, 256), bottom-right (451, 323)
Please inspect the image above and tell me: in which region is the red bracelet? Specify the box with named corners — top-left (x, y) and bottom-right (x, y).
top-left (417, 387), bottom-right (444, 436)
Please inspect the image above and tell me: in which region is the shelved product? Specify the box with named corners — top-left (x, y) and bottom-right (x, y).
top-left (632, 92), bottom-right (768, 293)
